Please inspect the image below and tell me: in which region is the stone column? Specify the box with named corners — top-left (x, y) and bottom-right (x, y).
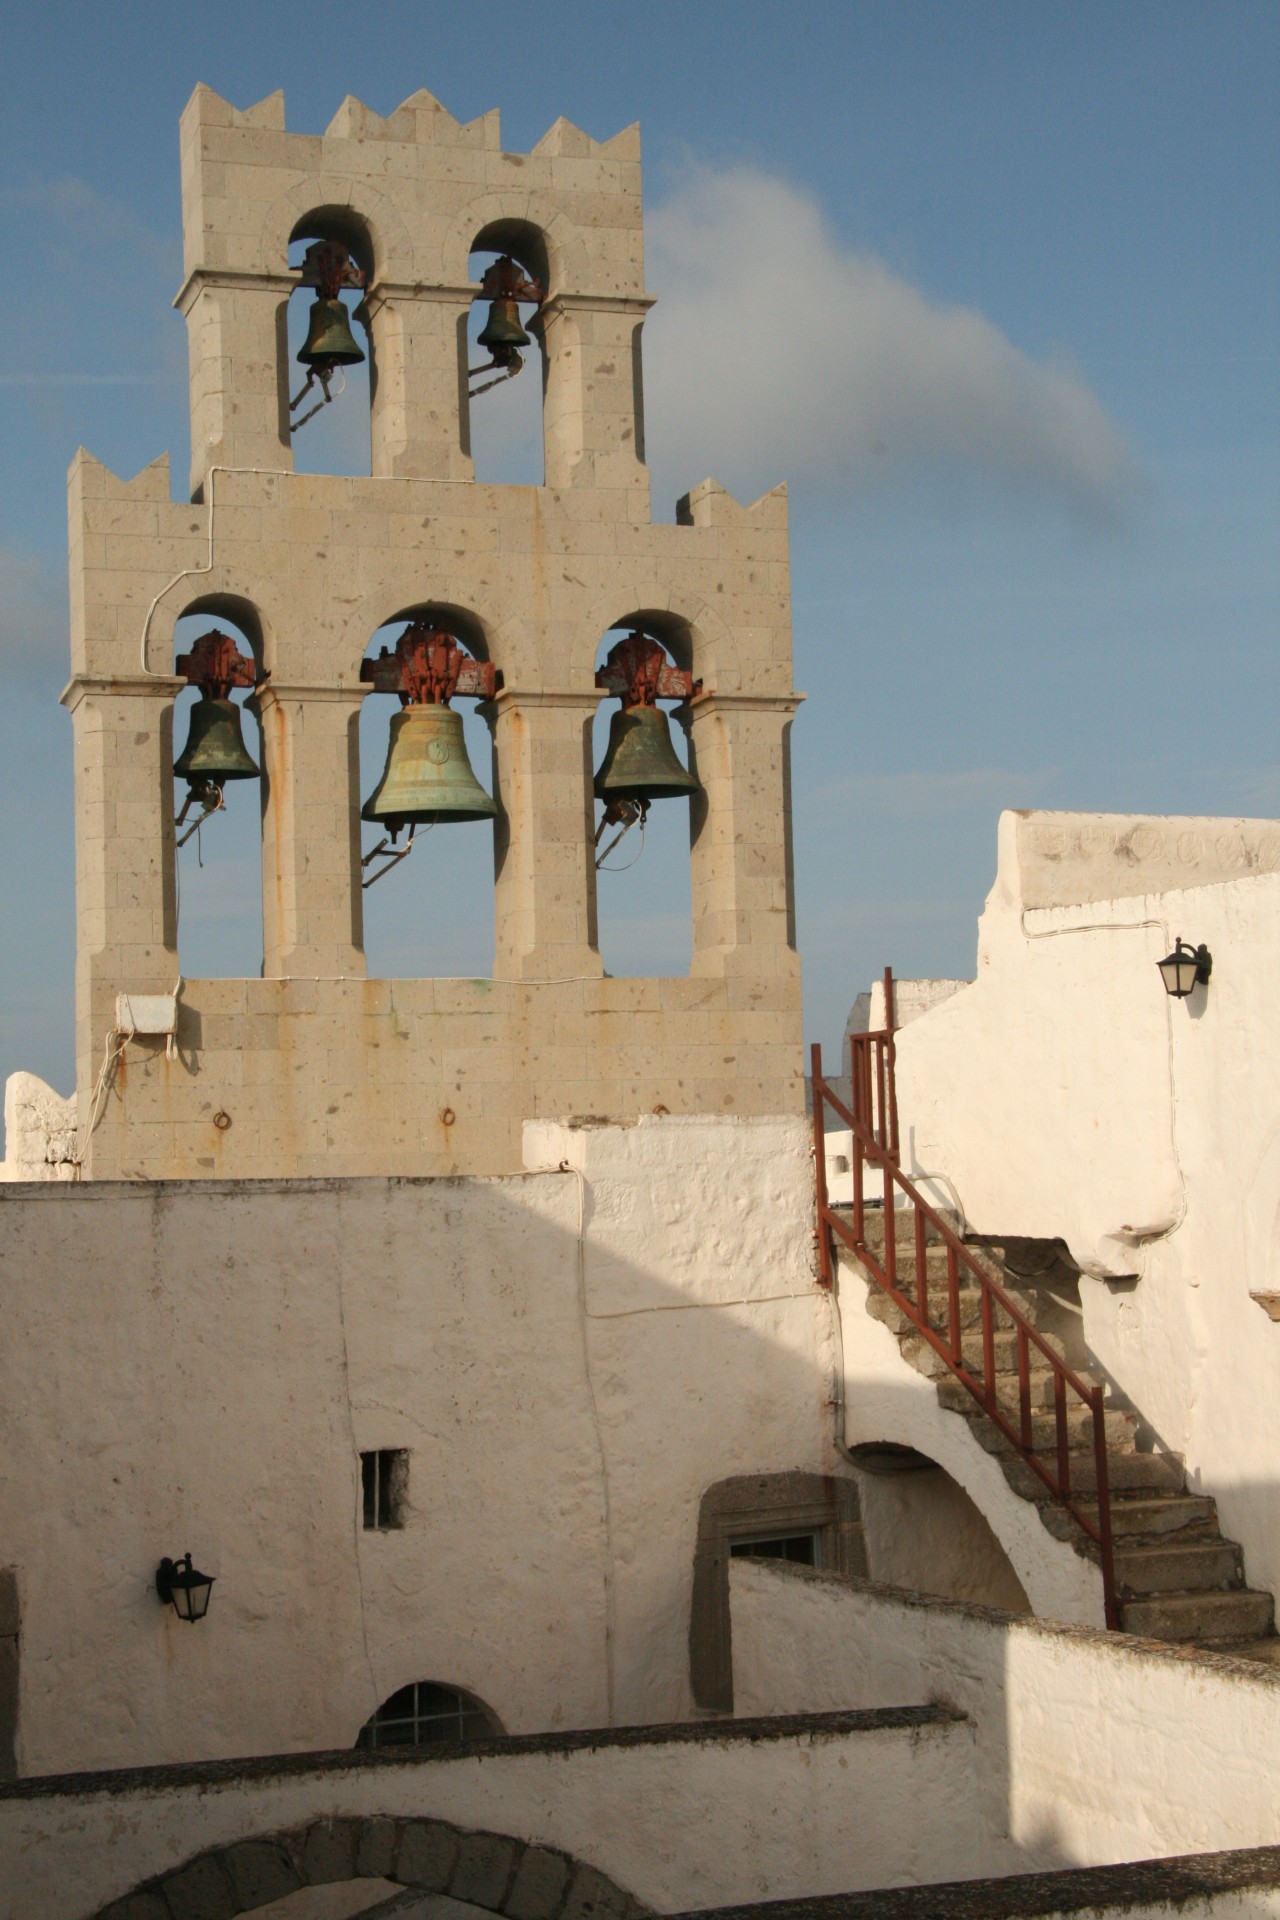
top-left (490, 689), bottom-right (604, 982)
top-left (538, 297), bottom-right (653, 496)
top-left (686, 693), bottom-right (804, 980)
top-left (366, 284), bottom-right (475, 482)
top-left (63, 676), bottom-right (183, 1129)
top-left (255, 685), bottom-right (366, 979)
top-left (177, 272), bottom-right (295, 498)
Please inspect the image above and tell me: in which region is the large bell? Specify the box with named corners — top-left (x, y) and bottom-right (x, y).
top-left (173, 695), bottom-right (259, 787)
top-left (477, 297), bottom-right (531, 353)
top-left (297, 297), bottom-right (365, 367)
top-left (361, 705), bottom-right (497, 833)
top-left (593, 704), bottom-right (699, 806)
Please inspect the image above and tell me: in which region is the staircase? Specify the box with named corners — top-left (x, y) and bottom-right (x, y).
top-left (852, 1210), bottom-right (1276, 1653)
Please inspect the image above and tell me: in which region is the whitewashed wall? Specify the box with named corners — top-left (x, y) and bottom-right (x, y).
top-left (732, 1560), bottom-right (1280, 1874)
top-left (0, 1116), bottom-right (832, 1774)
top-left (892, 810), bottom-right (1280, 1606)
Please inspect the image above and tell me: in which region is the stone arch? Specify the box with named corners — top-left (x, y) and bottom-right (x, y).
top-left (444, 191), bottom-right (591, 295)
top-left (144, 572), bottom-right (277, 678)
top-left (578, 587), bottom-right (744, 696)
top-left (91, 1812), bottom-right (647, 1920)
top-left (340, 581), bottom-right (522, 687)
top-left (259, 177), bottom-right (416, 281)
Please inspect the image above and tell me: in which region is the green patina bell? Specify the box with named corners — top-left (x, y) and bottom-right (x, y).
top-left (593, 704), bottom-right (698, 806)
top-left (297, 297), bottom-right (365, 367)
top-left (361, 705), bottom-right (497, 834)
top-left (477, 297), bottom-right (531, 353)
top-left (173, 696), bottom-right (259, 788)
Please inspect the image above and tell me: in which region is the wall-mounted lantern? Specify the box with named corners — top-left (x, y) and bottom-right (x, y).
top-left (156, 1552), bottom-right (215, 1623)
top-left (1157, 937), bottom-right (1212, 999)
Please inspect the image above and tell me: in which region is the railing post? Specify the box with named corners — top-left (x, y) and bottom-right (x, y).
top-left (810, 1042), bottom-right (833, 1290)
top-left (1091, 1385), bottom-right (1119, 1629)
top-left (883, 966), bottom-right (900, 1164)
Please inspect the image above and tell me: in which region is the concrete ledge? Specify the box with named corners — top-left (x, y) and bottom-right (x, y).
top-left (671, 1843), bottom-right (1280, 1919)
top-left (0, 1705), bottom-right (961, 1801)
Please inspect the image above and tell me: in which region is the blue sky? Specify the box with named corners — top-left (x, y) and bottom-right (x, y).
top-left (1, 1), bottom-right (1276, 1093)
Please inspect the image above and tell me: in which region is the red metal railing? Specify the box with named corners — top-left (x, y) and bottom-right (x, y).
top-left (812, 968), bottom-right (1118, 1630)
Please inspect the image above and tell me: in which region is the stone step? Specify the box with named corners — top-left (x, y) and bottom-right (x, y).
top-left (1002, 1448), bottom-right (1185, 1501)
top-left (900, 1326), bottom-right (1068, 1380)
top-left (1114, 1538), bottom-right (1245, 1597)
top-left (953, 1398), bottom-right (1138, 1457)
top-left (1089, 1494), bottom-right (1218, 1541)
top-left (1120, 1586), bottom-right (1276, 1644)
top-left (863, 1282), bottom-right (1037, 1337)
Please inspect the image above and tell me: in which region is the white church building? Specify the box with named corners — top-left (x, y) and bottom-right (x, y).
top-left (4, 82), bottom-right (1280, 1920)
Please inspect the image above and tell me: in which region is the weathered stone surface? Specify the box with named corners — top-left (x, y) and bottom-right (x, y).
top-left (299, 1816), bottom-right (360, 1883)
top-left (560, 1864), bottom-right (632, 1920)
top-left (396, 1819), bottom-right (459, 1891)
top-left (356, 1815), bottom-right (400, 1879)
top-left (155, 1853), bottom-right (237, 1920)
top-left (504, 1845), bottom-right (572, 1920)
top-left (450, 1832), bottom-right (519, 1908)
top-left (221, 1836), bottom-right (302, 1906)
top-left (93, 1895), bottom-right (171, 1920)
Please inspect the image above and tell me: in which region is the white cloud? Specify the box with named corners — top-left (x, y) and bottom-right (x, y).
top-left (643, 167), bottom-right (1141, 523)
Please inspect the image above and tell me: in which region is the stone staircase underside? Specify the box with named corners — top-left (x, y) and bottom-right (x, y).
top-left (842, 1210), bottom-right (1276, 1656)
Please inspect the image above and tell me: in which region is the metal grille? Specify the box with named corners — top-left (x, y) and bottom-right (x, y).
top-left (355, 1681), bottom-right (495, 1750)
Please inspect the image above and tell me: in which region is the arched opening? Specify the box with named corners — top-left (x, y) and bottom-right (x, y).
top-left (171, 604), bottom-right (263, 979)
top-left (847, 1446), bottom-right (1032, 1613)
top-left (591, 620), bottom-right (697, 978)
top-left (356, 609), bottom-right (498, 979)
top-left (466, 219), bottom-right (547, 485)
top-left (355, 1680), bottom-right (503, 1750)
top-left (286, 209), bottom-right (374, 476)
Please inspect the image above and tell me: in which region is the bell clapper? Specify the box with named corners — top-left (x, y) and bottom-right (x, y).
top-left (360, 823), bottom-right (422, 890)
top-left (468, 350), bottom-right (524, 399)
top-left (175, 779), bottom-right (225, 852)
top-left (594, 797), bottom-right (648, 870)
top-left (289, 364), bottom-right (347, 431)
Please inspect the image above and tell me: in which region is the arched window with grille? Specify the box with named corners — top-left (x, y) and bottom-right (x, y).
top-left (355, 1681), bottom-right (502, 1750)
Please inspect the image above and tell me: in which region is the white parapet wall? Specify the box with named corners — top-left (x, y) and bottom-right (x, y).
top-left (0, 1072), bottom-right (78, 1181)
top-left (731, 1559), bottom-right (1280, 1879)
top-left (890, 809), bottom-right (1280, 1609)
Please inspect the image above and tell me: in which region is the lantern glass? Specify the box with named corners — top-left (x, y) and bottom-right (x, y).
top-left (1157, 939), bottom-right (1209, 999)
top-left (157, 1553), bottom-right (215, 1622)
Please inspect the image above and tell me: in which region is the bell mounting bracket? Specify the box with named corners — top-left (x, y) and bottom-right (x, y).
top-left (360, 622), bottom-right (499, 708)
top-left (175, 630), bottom-right (257, 701)
top-left (479, 254), bottom-right (543, 310)
top-left (595, 632), bottom-right (700, 709)
top-left (294, 239), bottom-right (368, 300)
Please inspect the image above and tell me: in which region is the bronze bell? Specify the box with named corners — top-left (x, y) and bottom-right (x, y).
top-left (173, 696), bottom-right (259, 788)
top-left (297, 297), bottom-right (365, 367)
top-left (593, 704), bottom-right (699, 806)
top-left (362, 704), bottom-right (497, 834)
top-left (477, 297), bottom-right (531, 353)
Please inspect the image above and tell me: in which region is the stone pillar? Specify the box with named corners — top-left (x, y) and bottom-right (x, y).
top-left (63, 676), bottom-right (183, 1125)
top-left (686, 693), bottom-right (803, 980)
top-left (178, 274), bottom-right (295, 498)
top-left (490, 690), bottom-right (604, 982)
top-left (539, 297), bottom-right (652, 495)
top-left (366, 285), bottom-right (475, 482)
top-left (256, 685), bottom-right (366, 979)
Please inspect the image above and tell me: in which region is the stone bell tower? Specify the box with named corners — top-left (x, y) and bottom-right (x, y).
top-left (64, 84), bottom-right (803, 1180)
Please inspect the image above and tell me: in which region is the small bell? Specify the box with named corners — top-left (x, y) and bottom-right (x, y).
top-left (297, 297), bottom-right (365, 367)
top-left (477, 297), bottom-right (531, 354)
top-left (594, 704), bottom-right (698, 807)
top-left (362, 705), bottom-right (497, 835)
top-left (174, 696), bottom-right (259, 788)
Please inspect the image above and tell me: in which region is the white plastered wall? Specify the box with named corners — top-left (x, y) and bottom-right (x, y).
top-left (891, 809), bottom-right (1280, 1606)
top-left (0, 1115), bottom-right (835, 1773)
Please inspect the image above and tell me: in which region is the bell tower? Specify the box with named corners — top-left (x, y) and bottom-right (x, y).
top-left (64, 84), bottom-right (804, 1180)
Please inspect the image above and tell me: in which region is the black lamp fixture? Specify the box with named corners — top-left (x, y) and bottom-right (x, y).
top-left (1157, 937), bottom-right (1212, 999)
top-left (155, 1552), bottom-right (215, 1623)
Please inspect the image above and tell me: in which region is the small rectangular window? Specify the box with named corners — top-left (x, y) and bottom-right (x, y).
top-left (361, 1450), bottom-right (408, 1530)
top-left (729, 1532), bottom-right (820, 1567)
